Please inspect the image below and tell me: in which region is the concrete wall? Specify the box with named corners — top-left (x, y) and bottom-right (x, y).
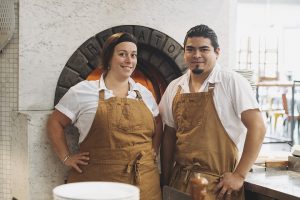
top-left (19, 0), bottom-right (237, 111)
top-left (11, 111), bottom-right (69, 200)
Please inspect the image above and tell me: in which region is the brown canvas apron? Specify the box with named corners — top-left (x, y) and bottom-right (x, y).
top-left (68, 89), bottom-right (161, 200)
top-left (169, 84), bottom-right (244, 200)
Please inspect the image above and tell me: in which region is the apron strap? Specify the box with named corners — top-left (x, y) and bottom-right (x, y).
top-left (173, 162), bottom-right (222, 185)
top-left (208, 83), bottom-right (215, 91)
top-left (126, 151), bottom-right (146, 185)
top-left (98, 78), bottom-right (106, 101)
top-left (99, 89), bottom-right (105, 101)
top-left (134, 90), bottom-right (143, 100)
top-left (172, 85), bottom-right (183, 129)
top-left (175, 85), bottom-right (182, 96)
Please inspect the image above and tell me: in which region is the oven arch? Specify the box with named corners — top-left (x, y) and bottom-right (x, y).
top-left (54, 25), bottom-right (187, 105)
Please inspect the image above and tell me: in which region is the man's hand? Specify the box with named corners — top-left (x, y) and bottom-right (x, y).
top-left (214, 172), bottom-right (244, 200)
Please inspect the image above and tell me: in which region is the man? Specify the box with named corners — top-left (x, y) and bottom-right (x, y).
top-left (159, 25), bottom-right (266, 199)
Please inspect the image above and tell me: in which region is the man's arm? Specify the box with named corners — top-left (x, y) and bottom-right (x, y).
top-left (152, 115), bottom-right (163, 154)
top-left (47, 109), bottom-right (89, 173)
top-left (234, 108), bottom-right (266, 180)
top-left (160, 124), bottom-right (177, 186)
top-left (216, 109), bottom-right (266, 198)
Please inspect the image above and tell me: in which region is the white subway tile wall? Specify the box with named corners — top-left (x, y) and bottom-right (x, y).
top-left (0, 1), bottom-right (19, 199)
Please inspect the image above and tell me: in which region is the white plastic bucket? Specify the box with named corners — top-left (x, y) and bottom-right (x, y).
top-left (53, 182), bottom-right (139, 200)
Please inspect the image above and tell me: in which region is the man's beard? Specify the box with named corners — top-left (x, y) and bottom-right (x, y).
top-left (191, 65), bottom-right (203, 75)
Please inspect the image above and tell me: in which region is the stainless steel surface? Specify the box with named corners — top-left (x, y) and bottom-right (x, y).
top-left (245, 169), bottom-right (300, 200)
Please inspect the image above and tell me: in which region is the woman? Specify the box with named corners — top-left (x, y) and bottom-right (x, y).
top-left (47, 32), bottom-right (162, 200)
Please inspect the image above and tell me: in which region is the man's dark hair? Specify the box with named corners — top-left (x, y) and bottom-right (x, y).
top-left (183, 24), bottom-right (219, 51)
top-left (101, 32), bottom-right (137, 71)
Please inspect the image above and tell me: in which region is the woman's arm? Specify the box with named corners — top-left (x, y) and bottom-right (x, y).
top-left (47, 109), bottom-right (89, 173)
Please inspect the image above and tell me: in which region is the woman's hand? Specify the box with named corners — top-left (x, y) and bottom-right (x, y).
top-left (214, 172), bottom-right (244, 200)
top-left (64, 152), bottom-right (90, 173)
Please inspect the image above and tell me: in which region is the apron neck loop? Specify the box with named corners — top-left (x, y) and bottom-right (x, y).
top-left (134, 90), bottom-right (142, 100)
top-left (175, 85), bottom-right (182, 96)
top-left (99, 90), bottom-right (105, 100)
top-left (208, 83), bottom-right (215, 92)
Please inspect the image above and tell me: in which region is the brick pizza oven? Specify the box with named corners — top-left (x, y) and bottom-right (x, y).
top-left (54, 25), bottom-right (186, 105)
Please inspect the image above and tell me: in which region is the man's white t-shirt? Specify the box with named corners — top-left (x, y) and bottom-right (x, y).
top-left (158, 64), bottom-right (260, 150)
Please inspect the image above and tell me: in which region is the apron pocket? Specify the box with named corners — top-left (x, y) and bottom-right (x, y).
top-left (99, 163), bottom-right (132, 183)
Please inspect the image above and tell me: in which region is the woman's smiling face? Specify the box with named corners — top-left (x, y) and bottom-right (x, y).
top-left (108, 41), bottom-right (137, 79)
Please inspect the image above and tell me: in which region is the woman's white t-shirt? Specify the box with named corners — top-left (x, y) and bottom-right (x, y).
top-left (56, 75), bottom-right (159, 143)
